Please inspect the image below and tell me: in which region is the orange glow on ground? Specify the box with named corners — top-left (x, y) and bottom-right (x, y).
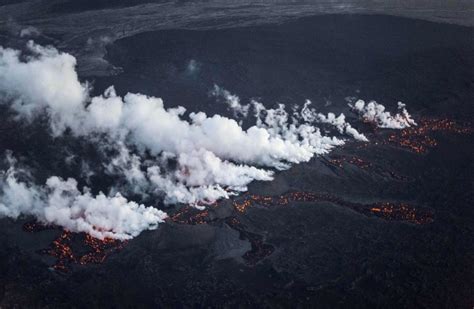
top-left (232, 191), bottom-right (433, 224)
top-left (386, 118), bottom-right (471, 154)
top-left (23, 224), bottom-right (127, 272)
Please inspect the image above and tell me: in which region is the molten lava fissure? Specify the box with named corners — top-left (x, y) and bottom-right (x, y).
top-left (386, 118), bottom-right (472, 154)
top-left (21, 116), bottom-right (466, 272)
top-left (328, 156), bottom-right (371, 169)
top-left (367, 203), bottom-right (432, 225)
top-left (169, 206), bottom-right (211, 225)
top-left (23, 222), bottom-right (127, 272)
top-left (44, 232), bottom-right (126, 272)
top-left (232, 191), bottom-right (433, 225)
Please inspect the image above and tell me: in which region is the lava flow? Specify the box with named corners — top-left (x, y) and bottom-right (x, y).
top-left (43, 231), bottom-right (126, 272)
top-left (226, 217), bottom-right (274, 266)
top-left (23, 222), bottom-right (127, 272)
top-left (324, 154), bottom-right (413, 182)
top-left (232, 191), bottom-right (433, 225)
top-left (169, 206), bottom-right (210, 225)
top-left (386, 118), bottom-right (472, 154)
top-left (45, 231), bottom-right (75, 272)
top-left (367, 203), bottom-right (429, 224)
top-left (328, 156), bottom-right (371, 169)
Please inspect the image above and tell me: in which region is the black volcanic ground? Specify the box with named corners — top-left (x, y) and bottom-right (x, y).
top-left (0, 14), bottom-right (473, 308)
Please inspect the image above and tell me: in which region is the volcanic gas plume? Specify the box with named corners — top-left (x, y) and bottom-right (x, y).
top-left (0, 41), bottom-right (419, 240)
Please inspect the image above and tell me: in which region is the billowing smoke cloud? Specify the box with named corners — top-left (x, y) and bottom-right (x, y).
top-left (349, 99), bottom-right (417, 129)
top-left (0, 154), bottom-right (167, 240)
top-left (104, 142), bottom-right (274, 206)
top-left (0, 43), bottom-right (340, 166)
top-left (0, 41), bottom-right (88, 136)
top-left (0, 42), bottom-right (416, 239)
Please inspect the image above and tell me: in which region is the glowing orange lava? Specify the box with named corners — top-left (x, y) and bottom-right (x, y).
top-left (328, 156), bottom-right (371, 169)
top-left (387, 118), bottom-right (471, 154)
top-left (23, 223), bottom-right (127, 272)
top-left (232, 191), bottom-right (433, 224)
top-left (170, 206), bottom-right (210, 225)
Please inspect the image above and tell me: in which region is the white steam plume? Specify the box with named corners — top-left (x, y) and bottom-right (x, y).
top-left (0, 42), bottom-right (418, 239)
top-left (211, 87), bottom-right (367, 142)
top-left (0, 42), bottom-right (344, 209)
top-left (300, 100), bottom-right (368, 141)
top-left (0, 42), bottom-right (339, 167)
top-left (0, 41), bottom-right (88, 136)
top-left (0, 155), bottom-right (167, 240)
top-left (210, 84), bottom-right (249, 118)
top-left (104, 143), bottom-right (274, 205)
top-left (0, 42), bottom-right (344, 191)
top-left (349, 99), bottom-right (417, 129)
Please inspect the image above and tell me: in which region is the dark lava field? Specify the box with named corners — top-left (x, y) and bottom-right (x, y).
top-left (0, 1), bottom-right (473, 308)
